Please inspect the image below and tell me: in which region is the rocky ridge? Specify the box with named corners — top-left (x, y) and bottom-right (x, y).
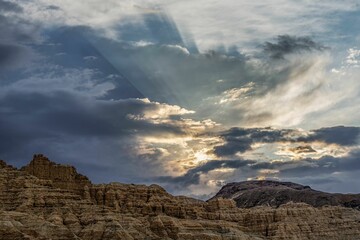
top-left (0, 154), bottom-right (359, 240)
top-left (210, 180), bottom-right (360, 209)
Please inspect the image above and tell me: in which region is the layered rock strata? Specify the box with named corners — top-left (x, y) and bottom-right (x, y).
top-left (0, 155), bottom-right (359, 240)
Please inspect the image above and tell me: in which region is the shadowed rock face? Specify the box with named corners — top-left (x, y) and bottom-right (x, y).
top-left (1, 155), bottom-right (360, 240)
top-left (21, 154), bottom-right (92, 196)
top-left (210, 180), bottom-right (360, 209)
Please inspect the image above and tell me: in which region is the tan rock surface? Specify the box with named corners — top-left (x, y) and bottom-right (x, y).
top-left (21, 154), bottom-right (91, 196)
top-left (1, 155), bottom-right (360, 240)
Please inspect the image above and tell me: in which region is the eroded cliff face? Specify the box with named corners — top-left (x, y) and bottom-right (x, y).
top-left (0, 155), bottom-right (360, 240)
top-left (21, 154), bottom-right (92, 196)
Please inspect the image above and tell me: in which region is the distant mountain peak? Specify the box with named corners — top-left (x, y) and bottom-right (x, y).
top-left (209, 180), bottom-right (360, 209)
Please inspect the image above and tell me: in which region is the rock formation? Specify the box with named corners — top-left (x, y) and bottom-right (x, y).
top-left (210, 180), bottom-right (360, 209)
top-left (21, 154), bottom-right (92, 196)
top-left (1, 155), bottom-right (360, 239)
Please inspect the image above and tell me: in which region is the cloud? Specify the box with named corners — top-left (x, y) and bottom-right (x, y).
top-left (7, 1), bottom-right (358, 129)
top-left (213, 127), bottom-right (294, 157)
top-left (275, 150), bottom-right (360, 178)
top-left (0, 1), bottom-right (39, 71)
top-left (19, 0), bottom-right (360, 51)
top-left (345, 48), bottom-right (360, 67)
top-left (205, 46), bottom-right (360, 128)
top-left (288, 145), bottom-right (316, 154)
top-left (299, 126), bottom-right (360, 146)
top-left (0, 91), bottom-right (201, 140)
top-left (147, 124), bottom-right (359, 195)
top-left (156, 159), bottom-right (254, 188)
top-left (0, 43), bottom-right (30, 69)
top-left (0, 0), bottom-right (23, 12)
top-left (87, 30), bottom-right (338, 130)
top-left (2, 66), bottom-right (115, 97)
top-left (0, 87), bottom-right (221, 182)
top-left (213, 126), bottom-right (360, 157)
top-left (1, 0), bottom-right (360, 198)
top-left (0, 25), bottom-right (144, 99)
top-left (155, 148), bottom-right (360, 195)
top-left (263, 35), bottom-right (327, 59)
top-left (1, 29), bottom-right (357, 193)
top-left (164, 0), bottom-right (360, 51)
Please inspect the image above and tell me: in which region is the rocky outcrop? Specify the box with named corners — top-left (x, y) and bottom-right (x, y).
top-left (210, 180), bottom-right (360, 209)
top-left (1, 155), bottom-right (360, 239)
top-left (21, 154), bottom-right (92, 196)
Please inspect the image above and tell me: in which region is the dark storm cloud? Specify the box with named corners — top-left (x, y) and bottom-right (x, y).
top-left (0, 91), bottom-right (187, 142)
top-left (0, 0), bottom-right (23, 12)
top-left (0, 1), bottom-right (38, 71)
top-left (34, 26), bottom-right (143, 99)
top-left (273, 150), bottom-right (360, 178)
top-left (0, 44), bottom-right (30, 70)
top-left (45, 5), bottom-right (61, 11)
top-left (263, 35), bottom-right (327, 59)
top-left (243, 150), bottom-right (360, 178)
top-left (156, 159), bottom-right (255, 187)
top-left (213, 126), bottom-right (360, 157)
top-left (213, 127), bottom-right (293, 157)
top-left (0, 89), bottom-right (197, 181)
top-left (299, 126), bottom-right (360, 146)
top-left (0, 12), bottom-right (35, 43)
top-left (288, 145), bottom-right (316, 154)
top-left (0, 43), bottom-right (28, 67)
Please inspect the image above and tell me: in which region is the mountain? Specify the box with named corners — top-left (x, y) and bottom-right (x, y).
top-left (209, 180), bottom-right (360, 210)
top-left (0, 154), bottom-right (359, 239)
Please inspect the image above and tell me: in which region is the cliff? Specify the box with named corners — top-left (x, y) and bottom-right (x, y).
top-left (21, 154), bottom-right (92, 196)
top-left (0, 155), bottom-right (360, 239)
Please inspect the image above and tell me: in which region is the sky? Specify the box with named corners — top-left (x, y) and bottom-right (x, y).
top-left (1, 0), bottom-right (360, 199)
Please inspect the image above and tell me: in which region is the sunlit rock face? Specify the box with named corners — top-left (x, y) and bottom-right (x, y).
top-left (1, 155), bottom-right (360, 240)
top-left (210, 180), bottom-right (360, 209)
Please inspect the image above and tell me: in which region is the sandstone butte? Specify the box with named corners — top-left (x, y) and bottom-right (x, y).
top-left (0, 154), bottom-right (359, 240)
